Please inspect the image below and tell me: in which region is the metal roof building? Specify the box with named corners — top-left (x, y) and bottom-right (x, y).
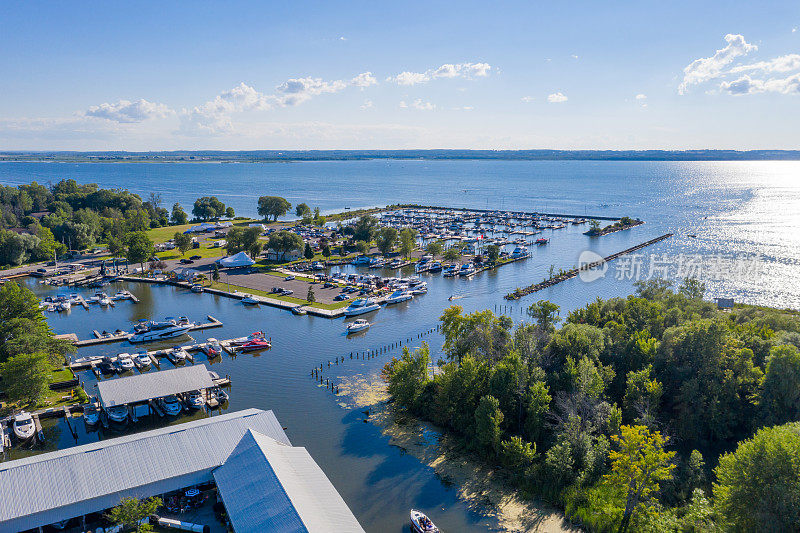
top-left (0, 409), bottom-right (287, 531)
top-left (96, 364), bottom-right (214, 407)
top-left (214, 429), bottom-right (366, 533)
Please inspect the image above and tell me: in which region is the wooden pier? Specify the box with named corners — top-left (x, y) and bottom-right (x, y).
top-left (72, 315), bottom-right (223, 347)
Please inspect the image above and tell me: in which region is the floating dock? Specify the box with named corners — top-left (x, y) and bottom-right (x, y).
top-left (72, 315), bottom-right (223, 347)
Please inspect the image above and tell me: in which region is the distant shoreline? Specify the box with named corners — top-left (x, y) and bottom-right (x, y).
top-left (2, 149), bottom-right (800, 163)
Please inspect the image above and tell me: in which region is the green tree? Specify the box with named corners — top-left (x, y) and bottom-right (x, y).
top-left (525, 380), bottom-right (552, 444)
top-left (212, 262), bottom-right (220, 282)
top-left (355, 240), bottom-right (370, 255)
top-left (170, 202), bottom-right (188, 225)
top-left (0, 352), bottom-right (51, 405)
top-left (225, 206), bottom-right (235, 219)
top-left (173, 231), bottom-right (192, 256)
top-left (678, 277), bottom-right (706, 300)
top-left (304, 242), bottom-right (314, 260)
top-left (443, 246), bottom-right (461, 262)
top-left (266, 230), bottom-right (303, 261)
top-left (226, 227), bottom-right (262, 258)
top-left (425, 240), bottom-right (443, 258)
top-left (192, 196), bottom-right (226, 221)
top-left (307, 286), bottom-right (315, 303)
top-left (125, 231), bottom-right (155, 273)
top-left (376, 227), bottom-right (398, 255)
top-left (106, 496), bottom-right (162, 532)
top-left (398, 228), bottom-right (417, 259)
top-left (352, 215), bottom-right (378, 242)
top-left (527, 300), bottom-right (561, 331)
top-left (107, 235), bottom-right (126, 258)
top-left (714, 422), bottom-right (800, 531)
top-left (486, 244), bottom-right (500, 263)
top-left (500, 435), bottom-right (538, 477)
top-left (322, 244), bottom-right (331, 258)
top-left (382, 343), bottom-right (431, 411)
top-left (257, 196), bottom-right (291, 221)
top-left (759, 344), bottom-right (800, 426)
top-left (604, 425), bottom-right (676, 533)
top-left (474, 395), bottom-right (504, 457)
top-left (295, 203), bottom-right (311, 218)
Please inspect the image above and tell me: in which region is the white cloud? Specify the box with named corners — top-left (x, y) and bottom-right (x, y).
top-left (635, 94), bottom-right (647, 100)
top-left (720, 73), bottom-right (800, 95)
top-left (411, 99), bottom-right (435, 110)
top-left (547, 92), bottom-right (568, 103)
top-left (545, 58), bottom-right (552, 62)
top-left (339, 36), bottom-right (347, 41)
top-left (679, 34), bottom-right (757, 94)
top-left (793, 27), bottom-right (797, 33)
top-left (521, 96), bottom-right (535, 103)
top-left (351, 72), bottom-right (378, 88)
top-left (399, 101), bottom-right (408, 108)
top-left (571, 54), bottom-right (579, 60)
top-left (387, 62), bottom-right (492, 85)
top-left (730, 54), bottom-right (800, 74)
top-left (360, 99), bottom-right (374, 110)
top-left (85, 99), bottom-right (172, 123)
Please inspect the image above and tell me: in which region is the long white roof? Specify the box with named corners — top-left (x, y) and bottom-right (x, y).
top-left (0, 409), bottom-right (289, 532)
top-left (96, 364), bottom-right (214, 407)
top-left (214, 429), bottom-right (365, 533)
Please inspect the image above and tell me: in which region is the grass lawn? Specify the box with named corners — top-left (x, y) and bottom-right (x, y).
top-left (49, 367), bottom-right (74, 383)
top-left (208, 281), bottom-right (349, 310)
top-left (156, 244), bottom-right (226, 261)
top-left (146, 218), bottom-right (258, 244)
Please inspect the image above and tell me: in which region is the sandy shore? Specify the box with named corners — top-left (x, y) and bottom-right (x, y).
top-left (336, 371), bottom-right (579, 533)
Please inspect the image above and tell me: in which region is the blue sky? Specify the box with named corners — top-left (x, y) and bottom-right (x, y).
top-left (1, 1), bottom-right (798, 150)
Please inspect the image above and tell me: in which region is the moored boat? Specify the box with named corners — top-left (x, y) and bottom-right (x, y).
top-left (385, 289), bottom-right (413, 304)
top-left (343, 298), bottom-right (381, 316)
top-left (346, 319), bottom-right (370, 333)
top-left (12, 412), bottom-right (36, 441)
top-left (129, 318), bottom-right (194, 344)
top-left (105, 405), bottom-right (129, 424)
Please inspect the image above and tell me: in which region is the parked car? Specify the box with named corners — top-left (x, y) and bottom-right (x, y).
top-left (179, 258), bottom-right (194, 265)
top-left (284, 275), bottom-right (295, 281)
top-left (323, 282), bottom-right (336, 288)
top-left (281, 289), bottom-right (294, 296)
top-left (334, 294), bottom-right (350, 301)
top-left (189, 255), bottom-right (202, 260)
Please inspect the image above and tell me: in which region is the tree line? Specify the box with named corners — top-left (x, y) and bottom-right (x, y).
top-left (382, 278), bottom-right (800, 531)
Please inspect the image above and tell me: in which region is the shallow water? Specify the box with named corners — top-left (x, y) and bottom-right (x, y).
top-left (2, 160), bottom-right (800, 531)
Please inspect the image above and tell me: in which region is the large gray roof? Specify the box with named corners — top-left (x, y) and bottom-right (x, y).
top-left (96, 364), bottom-right (214, 407)
top-left (0, 409), bottom-right (289, 531)
top-left (214, 430), bottom-right (365, 533)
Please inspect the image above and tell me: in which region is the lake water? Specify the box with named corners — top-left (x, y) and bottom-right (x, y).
top-left (2, 160), bottom-right (800, 531)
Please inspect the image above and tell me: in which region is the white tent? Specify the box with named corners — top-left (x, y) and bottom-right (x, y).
top-left (218, 251), bottom-right (255, 268)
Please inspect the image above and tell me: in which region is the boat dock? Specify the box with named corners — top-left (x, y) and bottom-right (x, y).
top-left (71, 315), bottom-right (223, 347)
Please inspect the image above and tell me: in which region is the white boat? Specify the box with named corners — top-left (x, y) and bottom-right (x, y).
top-left (105, 405), bottom-right (129, 424)
top-left (117, 353), bottom-right (135, 371)
top-left (58, 300), bottom-right (71, 311)
top-left (351, 255), bottom-right (371, 265)
top-left (83, 405), bottom-right (100, 426)
top-left (292, 306), bottom-right (308, 315)
top-left (170, 347), bottom-right (188, 363)
top-left (458, 264), bottom-right (476, 277)
top-left (410, 510), bottom-right (439, 533)
top-left (213, 387), bottom-right (229, 403)
top-left (346, 319), bottom-right (371, 333)
top-left (511, 246), bottom-right (529, 258)
top-left (343, 298), bottom-right (381, 317)
top-left (190, 284), bottom-right (203, 293)
top-left (203, 339), bottom-right (223, 358)
top-left (129, 318), bottom-right (194, 344)
top-left (385, 289), bottom-right (413, 304)
top-left (159, 395), bottom-right (183, 416)
top-left (443, 266), bottom-right (458, 277)
top-left (12, 412), bottom-right (36, 441)
top-left (411, 283), bottom-right (428, 295)
top-left (241, 295), bottom-right (259, 305)
top-left (184, 390), bottom-right (205, 409)
top-left (135, 351), bottom-right (151, 367)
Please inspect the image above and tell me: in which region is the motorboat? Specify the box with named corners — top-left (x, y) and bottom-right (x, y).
top-left (443, 266), bottom-right (458, 277)
top-left (346, 319), bottom-right (371, 333)
top-left (385, 289), bottom-right (413, 304)
top-left (58, 300), bottom-right (71, 311)
top-left (229, 331), bottom-right (267, 347)
top-left (239, 338), bottom-right (271, 352)
top-left (135, 351), bottom-right (151, 367)
top-left (343, 298), bottom-right (381, 317)
top-left (129, 318), bottom-right (194, 344)
top-left (535, 237), bottom-right (549, 245)
top-left (170, 347), bottom-right (188, 363)
top-left (116, 353), bottom-right (135, 371)
top-left (241, 295), bottom-right (259, 305)
top-left (292, 306), bottom-right (308, 315)
top-left (410, 283), bottom-right (428, 295)
top-left (458, 264), bottom-right (476, 276)
top-left (159, 395), bottom-right (183, 416)
top-left (105, 405), bottom-right (129, 424)
top-left (427, 262), bottom-right (442, 273)
top-left (97, 357), bottom-right (116, 375)
top-left (511, 246), bottom-right (529, 258)
top-left (351, 255), bottom-right (371, 266)
top-left (99, 296), bottom-right (111, 306)
top-left (12, 412), bottom-right (36, 441)
top-left (190, 284), bottom-right (203, 293)
top-left (184, 390), bottom-right (205, 409)
top-left (410, 510), bottom-right (439, 533)
top-left (213, 387), bottom-right (229, 403)
top-left (83, 405), bottom-right (100, 426)
top-left (203, 338), bottom-right (223, 358)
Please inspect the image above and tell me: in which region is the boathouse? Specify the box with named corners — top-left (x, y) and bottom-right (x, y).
top-left (0, 409), bottom-right (364, 532)
top-left (96, 364), bottom-right (214, 408)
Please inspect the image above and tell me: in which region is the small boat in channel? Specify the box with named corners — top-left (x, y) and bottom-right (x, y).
top-left (410, 509), bottom-right (439, 533)
top-left (346, 319), bottom-right (371, 333)
top-left (343, 298), bottom-right (381, 317)
top-left (12, 412), bottom-right (36, 441)
top-left (385, 289), bottom-right (413, 304)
